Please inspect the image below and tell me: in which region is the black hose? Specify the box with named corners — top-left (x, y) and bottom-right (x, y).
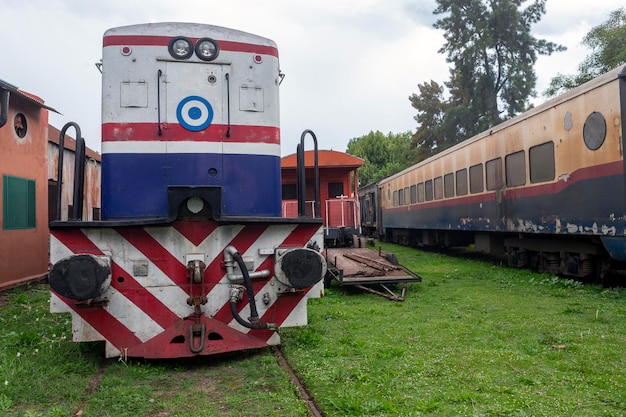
top-left (230, 300), bottom-right (268, 330)
top-left (230, 252), bottom-right (274, 330)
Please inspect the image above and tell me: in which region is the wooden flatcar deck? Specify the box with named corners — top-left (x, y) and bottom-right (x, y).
top-left (323, 247), bottom-right (421, 301)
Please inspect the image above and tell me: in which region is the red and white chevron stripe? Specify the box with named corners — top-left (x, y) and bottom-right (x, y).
top-left (50, 221), bottom-right (324, 358)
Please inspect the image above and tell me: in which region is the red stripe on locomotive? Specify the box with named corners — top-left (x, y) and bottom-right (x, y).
top-left (103, 35), bottom-right (279, 58)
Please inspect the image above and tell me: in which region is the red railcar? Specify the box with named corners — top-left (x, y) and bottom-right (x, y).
top-left (281, 150), bottom-right (364, 247)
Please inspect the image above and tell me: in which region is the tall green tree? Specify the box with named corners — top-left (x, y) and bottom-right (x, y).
top-left (409, 80), bottom-right (448, 162)
top-left (410, 0), bottom-right (565, 157)
top-left (346, 131), bottom-right (417, 186)
top-left (545, 7), bottom-right (626, 97)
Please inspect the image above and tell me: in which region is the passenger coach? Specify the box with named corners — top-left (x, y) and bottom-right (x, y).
top-left (377, 65), bottom-right (626, 280)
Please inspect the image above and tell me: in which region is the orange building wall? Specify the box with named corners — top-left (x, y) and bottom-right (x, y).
top-left (0, 93), bottom-right (50, 287)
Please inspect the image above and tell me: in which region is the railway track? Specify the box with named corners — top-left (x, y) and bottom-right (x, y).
top-left (272, 346), bottom-right (325, 417)
top-left (66, 346), bottom-right (323, 417)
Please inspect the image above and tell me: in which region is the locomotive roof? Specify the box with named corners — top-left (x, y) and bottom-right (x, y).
top-left (281, 149), bottom-right (364, 169)
top-left (382, 64), bottom-right (626, 184)
top-left (103, 22), bottom-right (277, 48)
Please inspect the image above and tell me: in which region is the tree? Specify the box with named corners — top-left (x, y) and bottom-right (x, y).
top-left (410, 0), bottom-right (565, 154)
top-left (346, 131), bottom-right (417, 186)
top-left (409, 80), bottom-right (448, 162)
top-left (545, 8), bottom-right (626, 97)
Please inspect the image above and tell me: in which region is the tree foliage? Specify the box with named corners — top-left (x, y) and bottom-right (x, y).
top-left (409, 80), bottom-right (448, 161)
top-left (545, 7), bottom-right (626, 97)
top-left (410, 0), bottom-right (564, 160)
top-left (346, 131), bottom-right (417, 186)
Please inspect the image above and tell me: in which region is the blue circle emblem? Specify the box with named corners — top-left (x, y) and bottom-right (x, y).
top-left (176, 96), bottom-right (214, 131)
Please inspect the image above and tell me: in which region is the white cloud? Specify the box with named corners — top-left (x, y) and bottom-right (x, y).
top-left (0, 0), bottom-right (620, 155)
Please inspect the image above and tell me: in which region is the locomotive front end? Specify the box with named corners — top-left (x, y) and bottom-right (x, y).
top-left (49, 23), bottom-right (326, 359)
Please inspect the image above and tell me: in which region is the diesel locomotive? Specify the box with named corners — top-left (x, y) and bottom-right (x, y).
top-left (48, 23), bottom-right (327, 359)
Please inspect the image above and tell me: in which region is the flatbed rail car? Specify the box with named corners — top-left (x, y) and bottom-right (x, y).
top-left (324, 246), bottom-right (421, 301)
top-left (48, 23), bottom-right (327, 359)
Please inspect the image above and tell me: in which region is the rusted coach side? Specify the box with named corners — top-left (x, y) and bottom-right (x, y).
top-left (378, 65), bottom-right (626, 278)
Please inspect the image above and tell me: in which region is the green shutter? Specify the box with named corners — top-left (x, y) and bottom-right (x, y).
top-left (3, 175), bottom-right (36, 230)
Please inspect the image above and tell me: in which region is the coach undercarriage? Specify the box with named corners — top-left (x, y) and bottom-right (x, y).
top-left (386, 227), bottom-right (611, 281)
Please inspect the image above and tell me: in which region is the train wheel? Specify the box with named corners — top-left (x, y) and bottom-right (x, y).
top-left (594, 258), bottom-right (611, 285)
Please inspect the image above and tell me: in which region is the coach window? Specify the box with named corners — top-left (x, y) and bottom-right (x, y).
top-left (434, 176), bottom-right (443, 200)
top-left (486, 158), bottom-right (502, 191)
top-left (282, 184), bottom-right (297, 199)
top-left (469, 164), bottom-right (484, 194)
top-left (583, 111), bottom-right (607, 150)
top-left (444, 173), bottom-right (454, 198)
top-left (529, 141), bottom-right (555, 183)
top-left (505, 150), bottom-right (526, 187)
top-left (398, 188), bottom-right (405, 206)
top-left (328, 182), bottom-right (344, 198)
top-left (417, 182), bottom-right (425, 203)
top-left (425, 180), bottom-right (434, 201)
top-left (410, 185), bottom-right (417, 204)
top-left (404, 187), bottom-right (410, 205)
top-left (456, 169), bottom-right (468, 196)
top-left (393, 190), bottom-right (399, 207)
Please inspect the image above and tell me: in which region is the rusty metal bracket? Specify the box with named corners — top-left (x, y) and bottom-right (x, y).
top-left (189, 322), bottom-right (206, 353)
top-left (186, 258), bottom-right (208, 354)
top-left (187, 295), bottom-right (208, 353)
top-left (353, 282), bottom-right (408, 301)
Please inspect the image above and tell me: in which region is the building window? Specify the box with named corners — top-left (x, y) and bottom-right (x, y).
top-left (14, 113), bottom-right (27, 138)
top-left (3, 175), bottom-right (36, 230)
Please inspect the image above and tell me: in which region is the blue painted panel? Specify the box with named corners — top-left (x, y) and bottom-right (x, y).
top-left (222, 154), bottom-right (281, 216)
top-left (101, 153), bottom-right (281, 219)
top-left (102, 153), bottom-right (169, 218)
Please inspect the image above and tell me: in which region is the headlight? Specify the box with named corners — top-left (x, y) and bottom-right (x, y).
top-left (168, 36), bottom-right (193, 60)
top-left (195, 38), bottom-right (219, 61)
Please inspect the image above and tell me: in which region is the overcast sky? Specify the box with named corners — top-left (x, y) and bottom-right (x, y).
top-left (0, 0), bottom-right (619, 155)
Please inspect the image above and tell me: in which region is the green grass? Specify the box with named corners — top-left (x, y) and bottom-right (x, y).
top-left (2, 245), bottom-right (626, 416)
top-left (0, 285), bottom-right (100, 417)
top-left (281, 243), bottom-right (626, 416)
top-left (0, 285), bottom-right (306, 417)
